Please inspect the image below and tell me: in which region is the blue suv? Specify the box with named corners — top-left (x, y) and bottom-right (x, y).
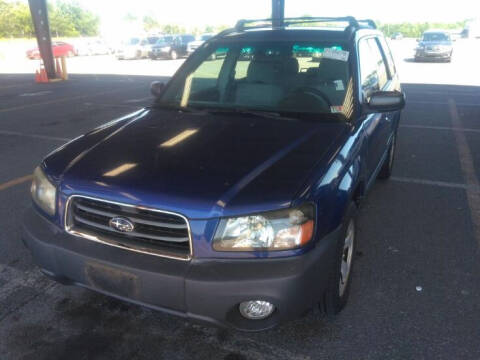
top-left (23, 17), bottom-right (405, 331)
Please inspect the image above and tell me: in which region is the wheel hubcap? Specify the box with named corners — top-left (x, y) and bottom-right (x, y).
top-left (339, 220), bottom-right (355, 297)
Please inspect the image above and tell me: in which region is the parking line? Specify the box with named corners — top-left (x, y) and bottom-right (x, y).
top-left (0, 86), bottom-right (143, 114)
top-left (0, 82), bottom-right (35, 91)
top-left (400, 124), bottom-right (480, 134)
top-left (0, 175), bottom-right (32, 192)
top-left (0, 130), bottom-right (69, 142)
top-left (391, 176), bottom-right (480, 193)
top-left (448, 98), bottom-right (480, 248)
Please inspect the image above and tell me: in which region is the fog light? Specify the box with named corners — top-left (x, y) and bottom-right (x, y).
top-left (239, 300), bottom-right (275, 320)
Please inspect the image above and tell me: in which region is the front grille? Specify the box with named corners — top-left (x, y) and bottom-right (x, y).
top-left (65, 196), bottom-right (191, 260)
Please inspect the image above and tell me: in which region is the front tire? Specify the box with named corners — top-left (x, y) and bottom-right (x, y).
top-left (323, 202), bottom-right (357, 317)
top-left (378, 132), bottom-right (397, 180)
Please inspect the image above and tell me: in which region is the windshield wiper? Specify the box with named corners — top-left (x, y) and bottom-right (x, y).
top-left (203, 108), bottom-right (299, 121)
top-left (204, 107), bottom-right (348, 122)
top-left (151, 102), bottom-right (203, 113)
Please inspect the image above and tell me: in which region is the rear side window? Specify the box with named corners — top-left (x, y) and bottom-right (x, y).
top-left (359, 38), bottom-right (388, 96)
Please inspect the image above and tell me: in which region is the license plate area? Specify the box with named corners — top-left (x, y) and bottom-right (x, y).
top-left (85, 262), bottom-right (139, 298)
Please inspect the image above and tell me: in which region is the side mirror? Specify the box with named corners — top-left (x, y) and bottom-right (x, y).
top-left (150, 81), bottom-right (165, 98)
top-left (364, 91), bottom-right (406, 113)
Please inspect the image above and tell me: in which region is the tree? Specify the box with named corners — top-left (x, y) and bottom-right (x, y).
top-left (204, 25), bottom-right (214, 33)
top-left (49, 1), bottom-right (99, 37)
top-left (143, 15), bottom-right (160, 32)
top-left (0, 1), bottom-right (34, 37)
top-left (0, 0), bottom-right (100, 38)
top-left (161, 24), bottom-right (185, 34)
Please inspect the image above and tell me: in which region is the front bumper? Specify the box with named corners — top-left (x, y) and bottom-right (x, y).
top-left (150, 49), bottom-right (171, 58)
top-left (415, 49), bottom-right (451, 60)
top-left (22, 207), bottom-right (339, 331)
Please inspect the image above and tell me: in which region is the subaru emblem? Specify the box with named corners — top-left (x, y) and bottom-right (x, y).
top-left (109, 217), bottom-right (135, 233)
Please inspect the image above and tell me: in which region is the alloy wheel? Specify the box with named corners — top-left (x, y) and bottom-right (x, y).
top-left (339, 220), bottom-right (355, 297)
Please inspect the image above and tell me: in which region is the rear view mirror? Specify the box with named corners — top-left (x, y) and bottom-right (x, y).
top-left (150, 81), bottom-right (165, 98)
top-left (365, 91), bottom-right (406, 113)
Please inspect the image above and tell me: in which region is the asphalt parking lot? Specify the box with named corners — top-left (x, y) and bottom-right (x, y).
top-left (1, 39), bottom-right (480, 359)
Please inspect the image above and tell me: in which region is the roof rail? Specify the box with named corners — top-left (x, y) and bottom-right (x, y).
top-left (357, 19), bottom-right (377, 29)
top-left (235, 16), bottom-right (362, 31)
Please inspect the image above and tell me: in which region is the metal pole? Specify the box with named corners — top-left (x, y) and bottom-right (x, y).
top-left (28, 0), bottom-right (55, 79)
top-left (272, 0), bottom-right (285, 27)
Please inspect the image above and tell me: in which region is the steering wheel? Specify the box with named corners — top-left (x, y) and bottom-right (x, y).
top-left (284, 86), bottom-right (332, 110)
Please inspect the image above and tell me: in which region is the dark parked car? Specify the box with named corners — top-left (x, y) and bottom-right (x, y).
top-left (150, 34), bottom-right (195, 60)
top-left (415, 30), bottom-right (453, 62)
top-left (24, 17), bottom-right (405, 331)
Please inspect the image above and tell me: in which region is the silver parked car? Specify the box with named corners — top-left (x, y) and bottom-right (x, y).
top-left (415, 30), bottom-right (453, 62)
top-left (116, 37), bottom-right (158, 60)
top-left (187, 33), bottom-right (215, 56)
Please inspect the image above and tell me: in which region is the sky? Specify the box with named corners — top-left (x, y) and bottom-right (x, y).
top-left (77, 0), bottom-right (477, 37)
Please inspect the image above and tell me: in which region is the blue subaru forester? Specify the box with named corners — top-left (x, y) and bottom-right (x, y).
top-left (23, 17), bottom-right (405, 331)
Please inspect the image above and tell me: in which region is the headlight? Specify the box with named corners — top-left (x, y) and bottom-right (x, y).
top-left (213, 204), bottom-right (315, 251)
top-left (30, 166), bottom-right (56, 216)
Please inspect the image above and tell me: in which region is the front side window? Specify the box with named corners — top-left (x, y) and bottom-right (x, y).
top-left (359, 38), bottom-right (388, 97)
top-left (160, 40), bottom-right (353, 118)
top-left (378, 37), bottom-right (396, 77)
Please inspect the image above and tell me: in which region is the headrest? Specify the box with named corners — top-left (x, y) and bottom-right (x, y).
top-left (284, 57), bottom-right (299, 75)
top-left (315, 58), bottom-right (348, 80)
top-left (247, 60), bottom-right (283, 83)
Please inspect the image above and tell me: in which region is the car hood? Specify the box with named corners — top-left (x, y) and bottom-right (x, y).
top-left (50, 109), bottom-right (348, 219)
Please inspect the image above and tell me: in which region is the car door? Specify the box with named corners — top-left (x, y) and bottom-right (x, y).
top-left (358, 37), bottom-right (393, 185)
top-left (52, 42), bottom-right (62, 57)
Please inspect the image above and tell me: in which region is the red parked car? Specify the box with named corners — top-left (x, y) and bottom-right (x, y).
top-left (26, 41), bottom-right (77, 59)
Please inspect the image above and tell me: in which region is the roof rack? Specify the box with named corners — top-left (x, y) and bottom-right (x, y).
top-left (235, 16), bottom-right (376, 31)
top-left (357, 19), bottom-right (377, 29)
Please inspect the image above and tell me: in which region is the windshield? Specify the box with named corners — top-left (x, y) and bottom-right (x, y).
top-left (156, 36), bottom-right (173, 45)
top-left (147, 36), bottom-right (159, 44)
top-left (160, 40), bottom-right (353, 118)
top-left (423, 33), bottom-right (450, 42)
